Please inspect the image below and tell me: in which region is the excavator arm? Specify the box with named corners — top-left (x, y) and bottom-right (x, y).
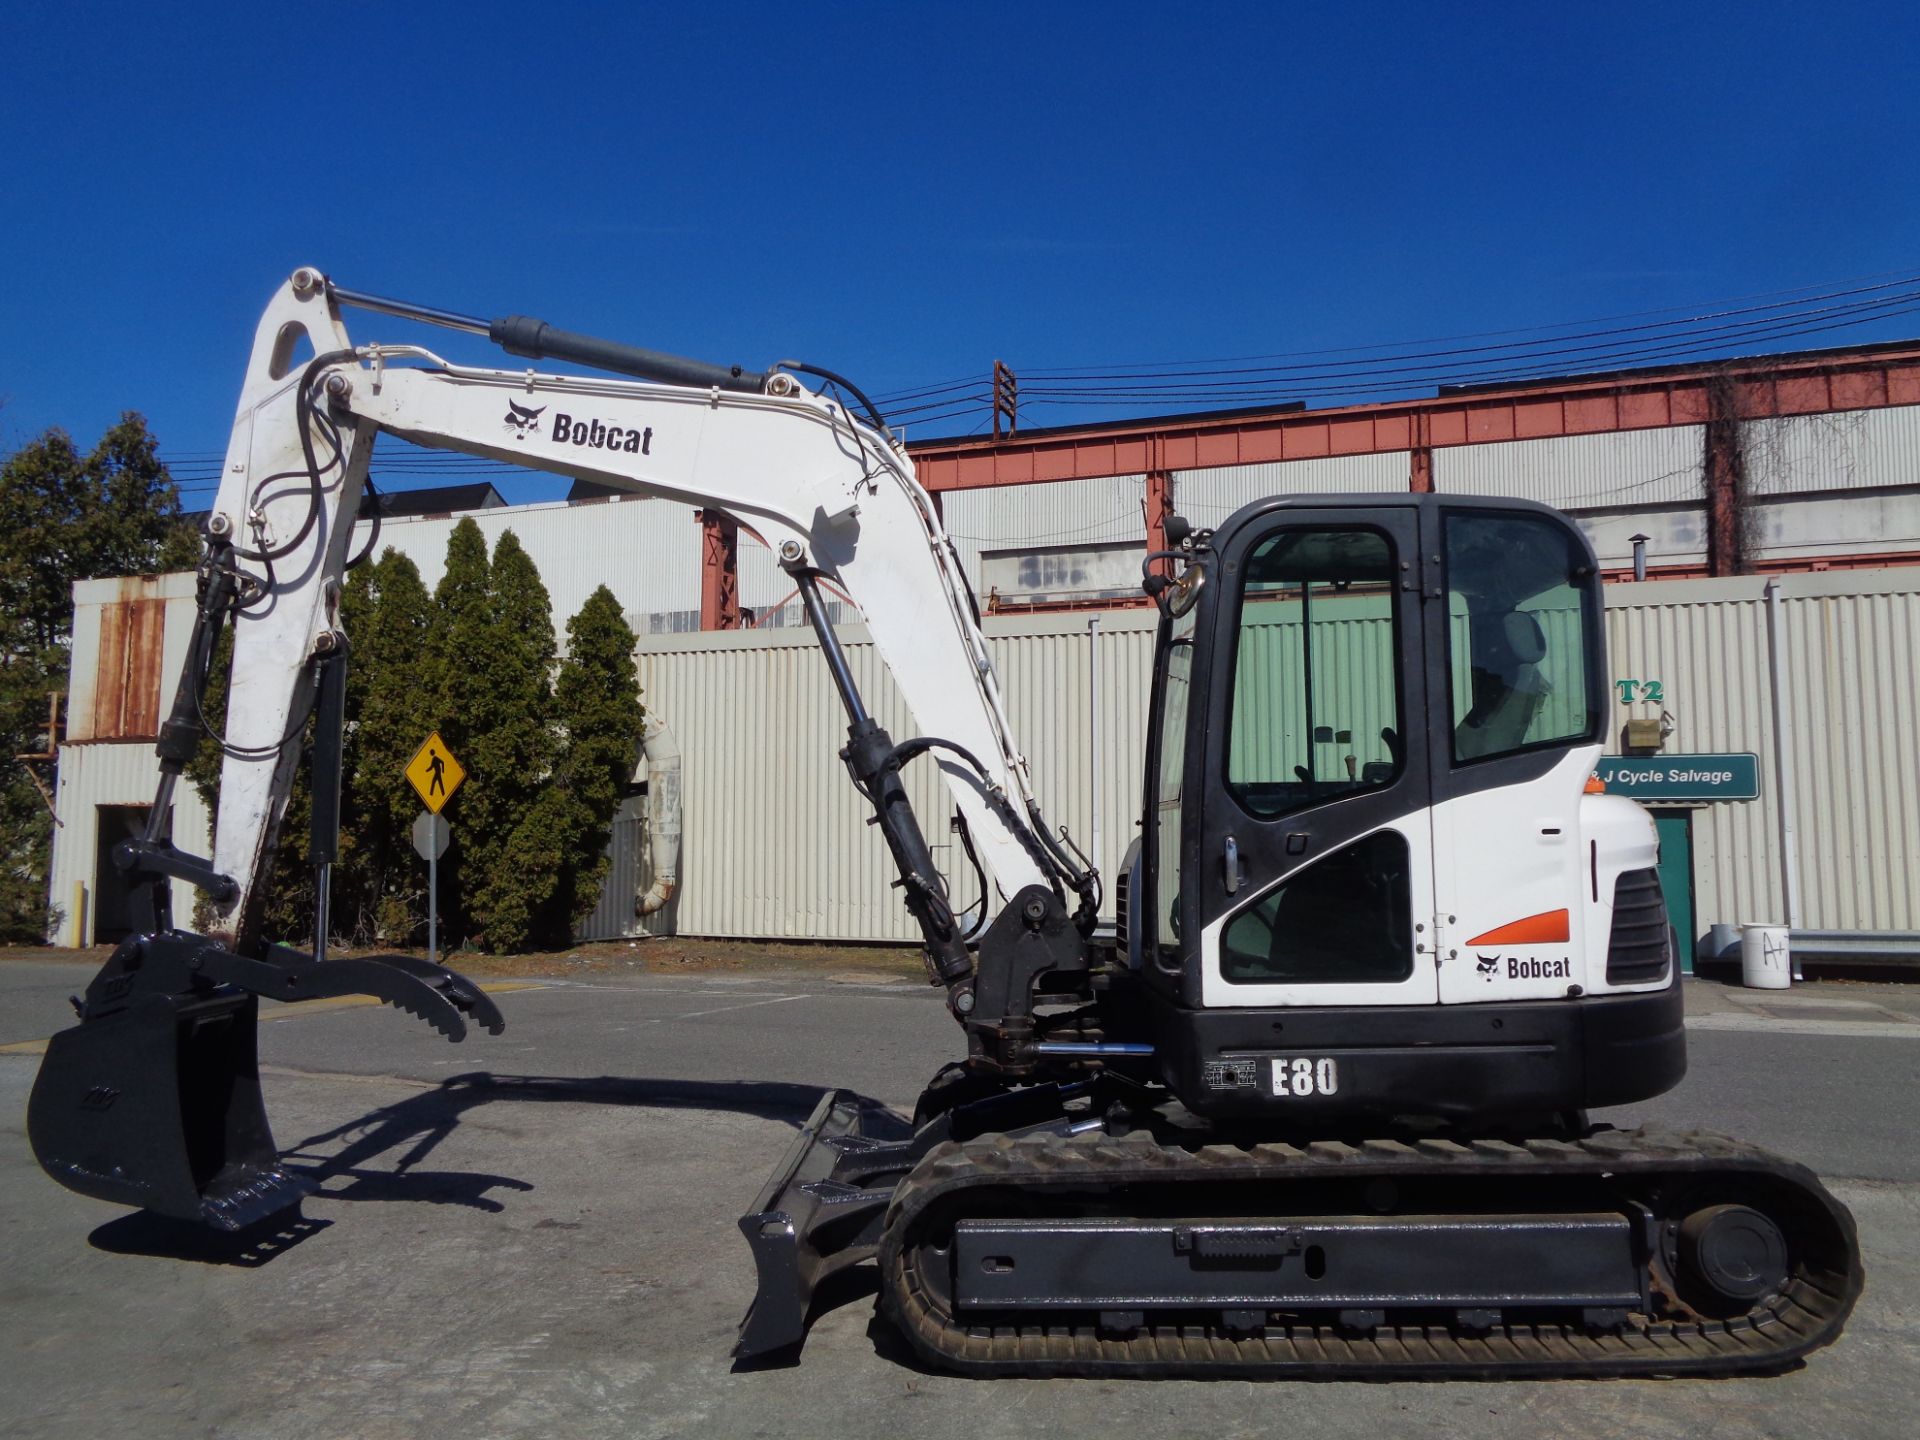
top-left (29, 268), bottom-right (1096, 1232)
top-left (204, 269), bottom-right (1076, 955)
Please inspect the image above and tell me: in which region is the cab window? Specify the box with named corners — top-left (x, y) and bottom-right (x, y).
top-left (1225, 528), bottom-right (1402, 819)
top-left (1444, 512), bottom-right (1600, 764)
top-left (1149, 604), bottom-right (1197, 966)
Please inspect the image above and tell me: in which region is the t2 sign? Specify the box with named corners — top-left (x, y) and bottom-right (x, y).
top-left (1615, 678), bottom-right (1664, 705)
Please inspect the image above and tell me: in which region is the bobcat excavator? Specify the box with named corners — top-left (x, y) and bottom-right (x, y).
top-left (30, 269), bottom-right (1861, 1379)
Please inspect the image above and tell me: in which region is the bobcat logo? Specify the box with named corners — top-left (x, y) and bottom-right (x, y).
top-left (1475, 954), bottom-right (1500, 981)
top-left (504, 401), bottom-right (546, 439)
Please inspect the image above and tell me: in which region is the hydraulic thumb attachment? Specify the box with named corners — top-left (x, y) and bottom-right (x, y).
top-left (29, 933), bottom-right (505, 1230)
top-left (30, 520), bottom-right (507, 1233)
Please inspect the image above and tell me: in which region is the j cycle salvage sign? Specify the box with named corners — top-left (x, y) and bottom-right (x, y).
top-left (1595, 752), bottom-right (1760, 802)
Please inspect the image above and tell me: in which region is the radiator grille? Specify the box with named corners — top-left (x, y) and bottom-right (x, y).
top-left (1606, 867), bottom-right (1671, 985)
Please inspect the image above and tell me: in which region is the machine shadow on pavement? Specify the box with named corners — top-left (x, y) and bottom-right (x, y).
top-left (87, 1073), bottom-right (856, 1269)
top-left (89, 1208), bottom-right (335, 1268)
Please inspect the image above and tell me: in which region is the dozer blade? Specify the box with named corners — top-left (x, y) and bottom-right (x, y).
top-left (28, 932), bottom-right (503, 1231)
top-left (734, 1089), bottom-right (918, 1361)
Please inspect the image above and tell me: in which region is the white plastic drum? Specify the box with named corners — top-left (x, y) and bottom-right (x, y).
top-left (1741, 924), bottom-right (1792, 989)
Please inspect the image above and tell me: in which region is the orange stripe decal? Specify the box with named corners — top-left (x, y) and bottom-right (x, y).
top-left (1465, 909), bottom-right (1571, 946)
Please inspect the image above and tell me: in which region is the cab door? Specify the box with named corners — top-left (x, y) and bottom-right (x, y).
top-left (1187, 509), bottom-right (1440, 1010)
top-left (1422, 505), bottom-right (1607, 1005)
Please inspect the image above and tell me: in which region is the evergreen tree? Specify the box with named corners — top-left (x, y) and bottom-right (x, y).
top-left (155, 517), bottom-right (642, 956)
top-left (1, 416), bottom-right (197, 941)
top-left (420, 518), bottom-right (494, 945)
top-left (456, 530), bottom-right (560, 951)
top-left (419, 522), bottom-right (563, 950)
top-left (338, 549), bottom-right (437, 943)
top-left (536, 586), bottom-right (644, 943)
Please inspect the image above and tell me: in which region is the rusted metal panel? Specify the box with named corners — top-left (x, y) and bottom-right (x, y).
top-left (85, 590), bottom-right (166, 741)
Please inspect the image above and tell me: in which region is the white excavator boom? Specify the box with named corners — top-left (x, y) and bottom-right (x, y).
top-left (205, 268), bottom-right (1064, 953)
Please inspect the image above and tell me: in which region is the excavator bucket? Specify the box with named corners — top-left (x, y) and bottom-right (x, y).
top-left (29, 985), bottom-right (304, 1230)
top-left (29, 933), bottom-right (504, 1232)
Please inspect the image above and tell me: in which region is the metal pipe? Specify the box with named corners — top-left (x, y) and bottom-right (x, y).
top-left (1087, 615), bottom-right (1102, 890)
top-left (636, 713), bottom-right (681, 917)
top-left (1765, 579), bottom-right (1803, 934)
top-left (1034, 1041), bottom-right (1156, 1057)
top-left (1630, 533), bottom-right (1650, 582)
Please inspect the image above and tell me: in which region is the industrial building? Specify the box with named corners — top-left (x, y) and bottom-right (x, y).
top-left (43, 339), bottom-right (1920, 961)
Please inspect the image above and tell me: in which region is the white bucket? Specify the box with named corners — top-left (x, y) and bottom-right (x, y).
top-left (1741, 924), bottom-right (1792, 989)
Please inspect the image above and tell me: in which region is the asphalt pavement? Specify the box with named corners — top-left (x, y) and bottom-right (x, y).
top-left (3, 959), bottom-right (1917, 1440)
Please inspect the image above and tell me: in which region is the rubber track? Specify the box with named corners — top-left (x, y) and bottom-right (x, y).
top-left (878, 1127), bottom-right (1862, 1379)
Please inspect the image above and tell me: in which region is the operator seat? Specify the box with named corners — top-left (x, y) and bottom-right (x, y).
top-left (1453, 611), bottom-right (1551, 760)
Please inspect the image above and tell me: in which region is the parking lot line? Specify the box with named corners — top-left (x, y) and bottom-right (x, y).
top-left (1687, 1013), bottom-right (1920, 1039)
top-left (664, 993), bottom-right (810, 1020)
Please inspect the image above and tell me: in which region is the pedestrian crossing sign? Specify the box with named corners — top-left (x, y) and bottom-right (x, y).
top-left (406, 732), bottom-right (466, 813)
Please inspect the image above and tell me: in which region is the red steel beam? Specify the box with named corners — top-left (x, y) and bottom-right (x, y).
top-left (697, 508), bottom-right (740, 630)
top-left (908, 344), bottom-right (1920, 492)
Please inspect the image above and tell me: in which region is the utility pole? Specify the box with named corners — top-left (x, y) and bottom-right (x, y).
top-left (992, 360), bottom-right (1018, 440)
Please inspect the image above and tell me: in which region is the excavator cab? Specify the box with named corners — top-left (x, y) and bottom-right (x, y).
top-left (1131, 494), bottom-right (1687, 1124)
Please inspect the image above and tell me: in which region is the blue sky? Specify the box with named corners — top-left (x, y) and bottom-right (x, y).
top-left (2, 2), bottom-right (1916, 508)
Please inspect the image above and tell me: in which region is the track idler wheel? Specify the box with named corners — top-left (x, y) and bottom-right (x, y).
top-left (1676, 1203), bottom-right (1791, 1313)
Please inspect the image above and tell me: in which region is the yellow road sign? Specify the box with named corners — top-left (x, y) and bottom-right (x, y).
top-left (406, 732), bottom-right (466, 813)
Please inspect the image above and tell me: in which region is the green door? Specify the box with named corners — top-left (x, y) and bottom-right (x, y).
top-left (1652, 811), bottom-right (1695, 975)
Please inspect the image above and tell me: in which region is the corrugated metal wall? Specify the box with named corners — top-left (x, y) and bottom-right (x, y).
top-left (1744, 404), bottom-right (1920, 496)
top-left (1603, 570), bottom-right (1920, 935)
top-left (1435, 426), bottom-right (1706, 509)
top-left (46, 571), bottom-right (1920, 946)
top-left (47, 742), bottom-right (212, 945)
top-left (630, 571), bottom-right (1920, 944)
top-left (631, 612), bottom-right (1160, 940)
top-left (289, 408), bottom-right (1920, 631)
top-left (1772, 579), bottom-right (1920, 929)
top-left (577, 793), bottom-right (676, 941)
top-left (66, 573), bottom-right (200, 743)
top-left (942, 475), bottom-right (1147, 595)
top-left (368, 496), bottom-right (705, 634)
top-left (1174, 455), bottom-right (1409, 525)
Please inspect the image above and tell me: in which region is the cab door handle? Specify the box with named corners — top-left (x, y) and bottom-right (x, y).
top-left (1223, 834), bottom-right (1243, 895)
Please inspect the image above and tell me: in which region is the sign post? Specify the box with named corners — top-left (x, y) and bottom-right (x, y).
top-left (411, 811), bottom-right (452, 965)
top-left (406, 733), bottom-right (465, 964)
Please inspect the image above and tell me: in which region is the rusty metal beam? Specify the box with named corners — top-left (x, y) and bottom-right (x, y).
top-left (1144, 469), bottom-right (1174, 578)
top-left (908, 344), bottom-right (1920, 492)
top-left (697, 509), bottom-right (740, 631)
top-left (1408, 411), bottom-right (1433, 493)
top-left (1703, 375), bottom-right (1747, 577)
